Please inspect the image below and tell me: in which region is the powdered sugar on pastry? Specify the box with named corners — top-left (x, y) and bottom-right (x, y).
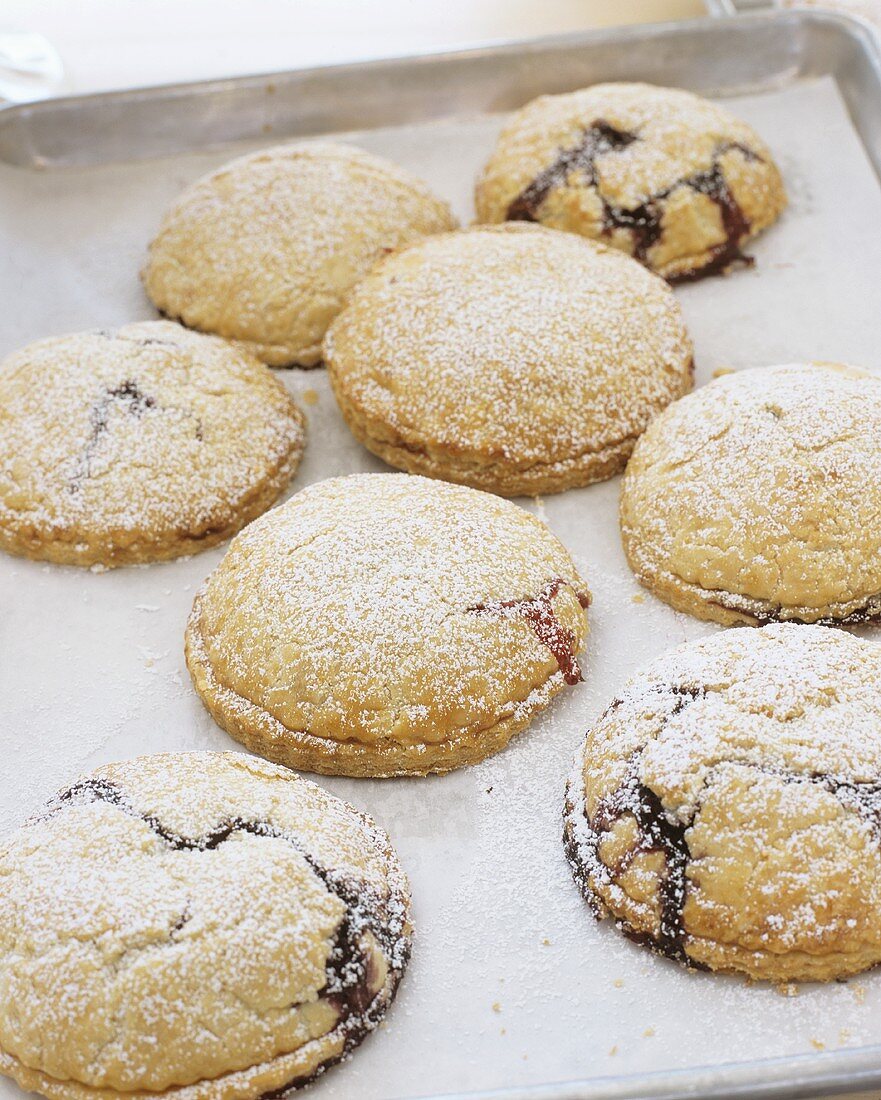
top-left (476, 82), bottom-right (786, 281)
top-left (143, 141), bottom-right (458, 367)
top-left (325, 225), bottom-right (693, 496)
top-left (0, 751), bottom-right (411, 1100)
top-left (620, 361), bottom-right (881, 624)
top-left (185, 473), bottom-right (590, 776)
top-left (0, 321), bottom-right (305, 567)
top-left (564, 624), bottom-right (881, 982)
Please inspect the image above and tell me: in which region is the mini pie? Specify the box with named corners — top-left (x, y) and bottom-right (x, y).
top-left (564, 623), bottom-right (881, 982)
top-left (0, 321), bottom-right (304, 568)
top-left (476, 82), bottom-right (787, 281)
top-left (185, 473), bottom-right (590, 776)
top-left (620, 362), bottom-right (881, 625)
top-left (143, 141), bottom-right (458, 367)
top-left (324, 224), bottom-right (694, 497)
top-left (0, 751), bottom-right (411, 1100)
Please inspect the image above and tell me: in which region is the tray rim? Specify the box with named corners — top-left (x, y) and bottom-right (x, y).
top-left (0, 8), bottom-right (880, 170)
top-left (3, 8), bottom-right (881, 1100)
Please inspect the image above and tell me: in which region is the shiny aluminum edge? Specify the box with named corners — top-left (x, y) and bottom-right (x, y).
top-left (0, 10), bottom-right (877, 173)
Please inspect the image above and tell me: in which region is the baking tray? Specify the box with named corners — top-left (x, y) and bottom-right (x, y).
top-left (3, 9), bottom-right (881, 1100)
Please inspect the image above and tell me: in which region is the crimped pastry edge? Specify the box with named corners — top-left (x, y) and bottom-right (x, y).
top-left (184, 588), bottom-right (574, 777)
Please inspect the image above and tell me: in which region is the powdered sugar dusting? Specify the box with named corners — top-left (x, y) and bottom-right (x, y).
top-left (325, 225), bottom-right (692, 482)
top-left (622, 362), bottom-right (881, 622)
top-left (0, 321), bottom-right (304, 566)
top-left (143, 142), bottom-right (458, 367)
top-left (2, 76), bottom-right (881, 1096)
top-left (0, 752), bottom-right (410, 1093)
top-left (565, 624), bottom-right (881, 976)
top-left (192, 473), bottom-right (589, 755)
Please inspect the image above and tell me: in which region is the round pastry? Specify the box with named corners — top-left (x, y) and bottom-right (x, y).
top-left (620, 362), bottom-right (881, 625)
top-left (143, 141), bottom-right (458, 367)
top-left (0, 751), bottom-right (411, 1100)
top-left (475, 82), bottom-right (787, 282)
top-left (185, 473), bottom-right (590, 776)
top-left (0, 321), bottom-right (305, 568)
top-left (324, 224), bottom-right (693, 497)
top-left (564, 624), bottom-right (881, 982)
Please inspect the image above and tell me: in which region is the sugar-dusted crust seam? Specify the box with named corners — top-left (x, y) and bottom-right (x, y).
top-left (186, 586), bottom-right (580, 778)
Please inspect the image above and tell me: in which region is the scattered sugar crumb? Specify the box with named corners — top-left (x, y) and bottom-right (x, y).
top-left (643, 1027), bottom-right (655, 1038)
top-left (491, 1002), bottom-right (501, 1014)
top-left (302, 388), bottom-right (320, 406)
top-left (810, 1038), bottom-right (825, 1051)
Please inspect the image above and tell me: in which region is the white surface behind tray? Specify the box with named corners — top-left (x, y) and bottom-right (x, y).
top-left (2, 76), bottom-right (881, 1098)
top-left (0, 0), bottom-right (706, 97)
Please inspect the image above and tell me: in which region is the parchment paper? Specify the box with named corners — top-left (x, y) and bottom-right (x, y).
top-left (2, 76), bottom-right (881, 1098)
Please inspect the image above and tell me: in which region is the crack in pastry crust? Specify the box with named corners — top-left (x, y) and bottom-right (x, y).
top-left (563, 625), bottom-right (881, 982)
top-left (185, 474), bottom-right (589, 777)
top-left (70, 380), bottom-right (205, 491)
top-left (186, 584), bottom-right (583, 778)
top-left (508, 124), bottom-right (762, 281)
top-left (507, 120), bottom-right (638, 220)
top-left (476, 83), bottom-right (787, 281)
top-left (568, 686), bottom-right (704, 963)
top-left (467, 578), bottom-right (591, 686)
top-left (46, 779), bottom-right (404, 1039)
top-left (0, 753), bottom-right (411, 1100)
top-left (0, 322), bottom-right (305, 567)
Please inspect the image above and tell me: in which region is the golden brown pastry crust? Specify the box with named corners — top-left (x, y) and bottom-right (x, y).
top-left (476, 82), bottom-right (786, 281)
top-left (564, 624), bottom-right (881, 982)
top-left (324, 225), bottom-right (693, 497)
top-left (0, 752), bottom-right (411, 1100)
top-left (620, 362), bottom-right (881, 625)
top-left (0, 322), bottom-right (304, 568)
top-left (185, 473), bottom-right (590, 776)
top-left (143, 142), bottom-right (458, 367)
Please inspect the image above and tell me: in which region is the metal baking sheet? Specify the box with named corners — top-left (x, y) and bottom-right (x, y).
top-left (3, 11), bottom-right (881, 1100)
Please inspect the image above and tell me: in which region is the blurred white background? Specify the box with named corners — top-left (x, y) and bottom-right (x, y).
top-left (0, 0), bottom-right (704, 96)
